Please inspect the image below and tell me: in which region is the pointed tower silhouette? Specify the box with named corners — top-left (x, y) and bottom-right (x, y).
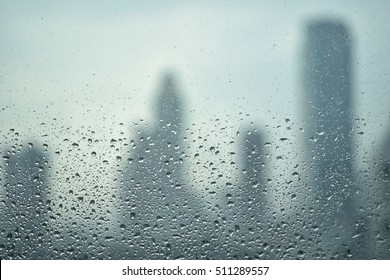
top-left (117, 72), bottom-right (207, 259)
top-left (152, 73), bottom-right (185, 188)
top-left (156, 73), bottom-right (183, 141)
top-left (2, 144), bottom-right (50, 259)
top-left (303, 20), bottom-right (367, 258)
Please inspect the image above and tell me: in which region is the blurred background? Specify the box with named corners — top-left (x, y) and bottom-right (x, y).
top-left (0, 0), bottom-right (389, 259)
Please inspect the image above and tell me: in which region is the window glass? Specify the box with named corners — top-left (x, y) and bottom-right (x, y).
top-left (1, 0), bottom-right (389, 259)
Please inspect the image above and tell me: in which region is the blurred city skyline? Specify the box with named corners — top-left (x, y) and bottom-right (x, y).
top-left (1, 1), bottom-right (390, 259)
top-left (1, 1), bottom-right (389, 204)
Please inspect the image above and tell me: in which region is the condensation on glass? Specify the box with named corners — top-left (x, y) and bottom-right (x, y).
top-left (0, 1), bottom-right (389, 259)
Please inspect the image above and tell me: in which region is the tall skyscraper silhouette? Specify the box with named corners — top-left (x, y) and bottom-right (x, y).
top-left (1, 144), bottom-right (50, 259)
top-left (375, 129), bottom-right (390, 258)
top-left (233, 128), bottom-right (273, 258)
top-left (239, 129), bottom-right (267, 216)
top-left (117, 73), bottom-right (210, 259)
top-left (303, 20), bottom-right (366, 258)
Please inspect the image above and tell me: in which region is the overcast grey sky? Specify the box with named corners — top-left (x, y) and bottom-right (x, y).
top-left (1, 1), bottom-right (390, 208)
top-left (1, 0), bottom-right (389, 130)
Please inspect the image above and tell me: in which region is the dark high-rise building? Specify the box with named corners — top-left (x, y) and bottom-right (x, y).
top-left (303, 20), bottom-right (367, 258)
top-left (375, 130), bottom-right (390, 258)
top-left (1, 144), bottom-right (50, 259)
top-left (234, 128), bottom-right (274, 258)
top-left (238, 129), bottom-right (267, 226)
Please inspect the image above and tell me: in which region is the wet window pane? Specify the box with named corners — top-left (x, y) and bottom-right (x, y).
top-left (1, 1), bottom-right (389, 259)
